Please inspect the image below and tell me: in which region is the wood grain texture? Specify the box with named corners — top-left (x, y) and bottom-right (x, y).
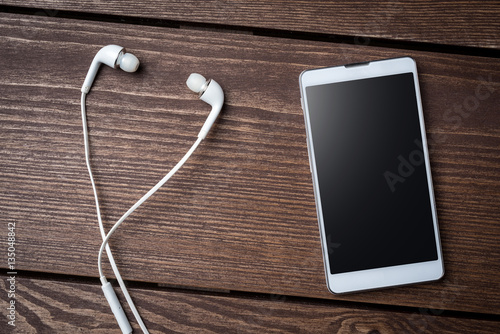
top-left (1, 275), bottom-right (500, 333)
top-left (1, 0), bottom-right (499, 49)
top-left (0, 12), bottom-right (499, 315)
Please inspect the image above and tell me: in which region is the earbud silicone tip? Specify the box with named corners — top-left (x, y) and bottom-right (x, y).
top-left (186, 73), bottom-right (207, 93)
top-left (119, 53), bottom-right (140, 73)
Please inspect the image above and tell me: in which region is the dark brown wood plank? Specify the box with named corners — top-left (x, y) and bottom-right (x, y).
top-left (1, 0), bottom-right (499, 49)
top-left (1, 275), bottom-right (499, 333)
top-left (0, 13), bottom-right (499, 315)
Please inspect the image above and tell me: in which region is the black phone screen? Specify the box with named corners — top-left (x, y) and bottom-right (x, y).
top-left (306, 72), bottom-right (438, 275)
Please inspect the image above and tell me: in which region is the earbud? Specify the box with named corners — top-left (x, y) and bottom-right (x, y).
top-left (81, 45), bottom-right (140, 94)
top-left (186, 73), bottom-right (224, 139)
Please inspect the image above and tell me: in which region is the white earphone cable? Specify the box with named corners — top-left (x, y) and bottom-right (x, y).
top-left (80, 45), bottom-right (222, 334)
top-left (82, 91), bottom-right (204, 333)
top-left (97, 135), bottom-right (202, 278)
top-left (81, 92), bottom-right (150, 334)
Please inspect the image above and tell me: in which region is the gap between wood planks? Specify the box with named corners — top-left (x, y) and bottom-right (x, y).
top-left (2, 270), bottom-right (499, 324)
top-left (0, 4), bottom-right (498, 59)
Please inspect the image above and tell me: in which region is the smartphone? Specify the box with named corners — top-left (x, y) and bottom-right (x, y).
top-left (299, 57), bottom-right (444, 294)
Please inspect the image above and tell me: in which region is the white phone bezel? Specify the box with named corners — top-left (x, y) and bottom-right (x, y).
top-left (299, 57), bottom-right (444, 294)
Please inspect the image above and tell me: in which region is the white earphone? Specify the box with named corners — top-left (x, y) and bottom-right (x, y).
top-left (81, 45), bottom-right (140, 94)
top-left (80, 45), bottom-right (224, 334)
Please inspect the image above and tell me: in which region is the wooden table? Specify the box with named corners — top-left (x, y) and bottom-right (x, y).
top-left (1, 1), bottom-right (499, 332)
